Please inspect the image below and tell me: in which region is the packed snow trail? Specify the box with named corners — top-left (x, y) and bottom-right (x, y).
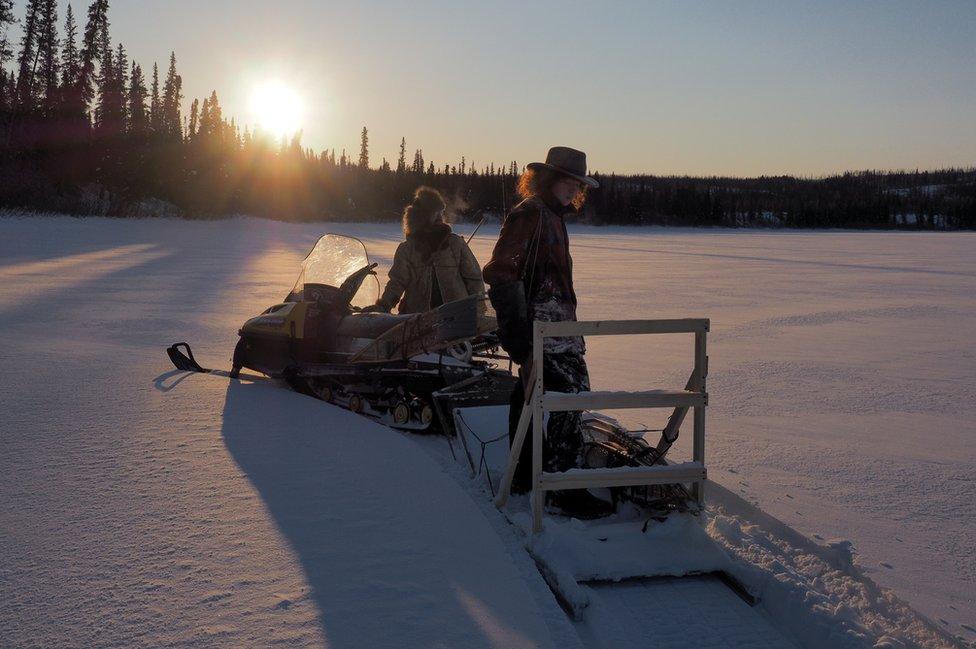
top-left (1, 214), bottom-right (973, 648)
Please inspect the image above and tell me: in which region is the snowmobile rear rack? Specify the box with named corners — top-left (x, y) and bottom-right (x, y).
top-left (166, 342), bottom-right (208, 373)
top-left (495, 318), bottom-right (709, 533)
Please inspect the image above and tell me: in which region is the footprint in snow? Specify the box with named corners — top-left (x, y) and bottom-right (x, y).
top-left (813, 534), bottom-right (824, 540)
top-left (785, 494), bottom-right (794, 499)
top-left (880, 562), bottom-right (894, 569)
top-left (961, 624), bottom-right (975, 633)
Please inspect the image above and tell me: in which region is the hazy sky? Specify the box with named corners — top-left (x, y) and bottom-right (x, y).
top-left (9, 0), bottom-right (976, 175)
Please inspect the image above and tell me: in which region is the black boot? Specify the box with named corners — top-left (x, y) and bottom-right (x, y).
top-left (547, 489), bottom-right (614, 520)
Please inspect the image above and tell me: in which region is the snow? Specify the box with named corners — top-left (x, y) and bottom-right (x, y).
top-left (458, 408), bottom-right (958, 648)
top-left (556, 226), bottom-right (975, 644)
top-left (579, 576), bottom-right (795, 649)
top-left (0, 215), bottom-right (574, 648)
top-left (521, 512), bottom-right (732, 582)
top-left (1, 213), bottom-right (973, 648)
top-left (706, 482), bottom-right (954, 648)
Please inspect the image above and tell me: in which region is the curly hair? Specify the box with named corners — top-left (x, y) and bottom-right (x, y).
top-left (517, 167), bottom-right (588, 210)
top-left (402, 186), bottom-right (447, 236)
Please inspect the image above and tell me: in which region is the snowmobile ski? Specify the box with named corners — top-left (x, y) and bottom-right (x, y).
top-left (166, 342), bottom-right (208, 373)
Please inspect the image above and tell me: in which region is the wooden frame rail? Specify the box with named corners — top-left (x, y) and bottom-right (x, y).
top-left (493, 318), bottom-right (709, 533)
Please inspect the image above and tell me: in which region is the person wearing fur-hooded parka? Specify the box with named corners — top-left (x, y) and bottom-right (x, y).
top-left (372, 187), bottom-right (484, 314)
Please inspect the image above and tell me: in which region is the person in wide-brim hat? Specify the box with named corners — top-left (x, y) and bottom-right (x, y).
top-left (482, 146), bottom-right (611, 520)
top-left (526, 146), bottom-right (600, 190)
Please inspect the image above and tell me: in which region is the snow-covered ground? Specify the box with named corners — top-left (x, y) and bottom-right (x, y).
top-left (0, 214), bottom-right (972, 648)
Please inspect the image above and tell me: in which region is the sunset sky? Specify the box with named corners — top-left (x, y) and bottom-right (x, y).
top-left (8, 0), bottom-right (976, 175)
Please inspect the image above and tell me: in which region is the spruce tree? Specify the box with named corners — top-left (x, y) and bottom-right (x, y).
top-left (396, 136), bottom-right (406, 174)
top-left (36, 0), bottom-right (58, 114)
top-left (148, 62), bottom-right (160, 134)
top-left (0, 0), bottom-right (16, 69)
top-left (115, 42), bottom-right (127, 130)
top-left (78, 0), bottom-right (109, 111)
top-left (358, 126), bottom-right (368, 168)
top-left (59, 6), bottom-right (78, 92)
top-left (207, 90), bottom-right (221, 139)
top-left (160, 52), bottom-right (182, 140)
top-left (57, 4), bottom-right (91, 131)
top-left (15, 0), bottom-right (41, 110)
top-left (188, 97), bottom-right (198, 138)
top-left (198, 95), bottom-right (210, 137)
top-left (4, 73), bottom-right (14, 108)
top-left (127, 62), bottom-right (147, 133)
top-left (94, 44), bottom-right (122, 133)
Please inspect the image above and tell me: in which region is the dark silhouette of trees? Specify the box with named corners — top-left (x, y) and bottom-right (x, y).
top-left (0, 0), bottom-right (972, 227)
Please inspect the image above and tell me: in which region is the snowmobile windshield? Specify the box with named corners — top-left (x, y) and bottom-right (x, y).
top-left (290, 234), bottom-right (379, 308)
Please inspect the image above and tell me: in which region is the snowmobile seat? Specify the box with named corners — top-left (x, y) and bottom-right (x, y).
top-left (336, 312), bottom-right (415, 340)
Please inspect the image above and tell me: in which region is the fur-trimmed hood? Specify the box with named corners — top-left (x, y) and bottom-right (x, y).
top-left (402, 186), bottom-right (447, 237)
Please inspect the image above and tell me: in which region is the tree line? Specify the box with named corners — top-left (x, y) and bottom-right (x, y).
top-left (2, 1), bottom-right (973, 228)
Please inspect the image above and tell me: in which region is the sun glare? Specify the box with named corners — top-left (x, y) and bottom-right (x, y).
top-left (249, 81), bottom-right (304, 139)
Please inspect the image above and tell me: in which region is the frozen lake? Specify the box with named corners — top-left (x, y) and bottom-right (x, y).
top-left (551, 226), bottom-right (976, 640)
top-left (1, 214), bottom-right (972, 646)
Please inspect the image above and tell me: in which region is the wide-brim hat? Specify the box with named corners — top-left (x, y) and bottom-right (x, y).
top-left (527, 146), bottom-right (599, 189)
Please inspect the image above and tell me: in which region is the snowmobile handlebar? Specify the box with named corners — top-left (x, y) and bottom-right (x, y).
top-left (337, 263), bottom-right (378, 309)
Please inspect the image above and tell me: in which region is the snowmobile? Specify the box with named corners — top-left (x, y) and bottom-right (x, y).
top-left (167, 233), bottom-right (517, 433)
top-left (165, 233), bottom-right (691, 503)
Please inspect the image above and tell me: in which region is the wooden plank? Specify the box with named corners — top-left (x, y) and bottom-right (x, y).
top-left (539, 462), bottom-right (707, 491)
top-left (537, 318), bottom-right (709, 338)
top-left (654, 369), bottom-right (701, 455)
top-left (492, 366), bottom-right (536, 509)
top-left (693, 330), bottom-right (708, 505)
top-left (531, 323), bottom-right (546, 534)
top-left (543, 390), bottom-right (705, 412)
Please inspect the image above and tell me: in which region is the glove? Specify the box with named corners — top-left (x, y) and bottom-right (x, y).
top-left (487, 281), bottom-right (531, 364)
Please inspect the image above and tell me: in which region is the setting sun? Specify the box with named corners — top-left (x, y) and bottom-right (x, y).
top-left (249, 81), bottom-right (304, 139)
